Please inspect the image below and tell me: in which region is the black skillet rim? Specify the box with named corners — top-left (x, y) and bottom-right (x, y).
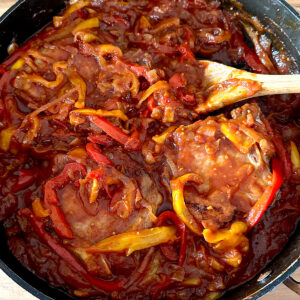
top-left (0, 0), bottom-right (299, 299)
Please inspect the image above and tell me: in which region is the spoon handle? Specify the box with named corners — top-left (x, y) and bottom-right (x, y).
top-left (256, 74), bottom-right (300, 96)
top-left (196, 60), bottom-right (300, 114)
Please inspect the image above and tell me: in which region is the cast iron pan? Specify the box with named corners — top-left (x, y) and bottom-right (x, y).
top-left (0, 0), bottom-right (299, 299)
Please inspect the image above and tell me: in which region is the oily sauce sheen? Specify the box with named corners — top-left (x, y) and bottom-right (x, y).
top-left (0, 0), bottom-right (299, 299)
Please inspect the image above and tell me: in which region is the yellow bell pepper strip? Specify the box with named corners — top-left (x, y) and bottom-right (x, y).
top-left (32, 197), bottom-right (50, 218)
top-left (89, 178), bottom-right (100, 203)
top-left (22, 61), bottom-right (67, 89)
top-left (86, 226), bottom-right (178, 256)
top-left (11, 58), bottom-right (25, 70)
top-left (18, 208), bottom-right (125, 291)
top-left (183, 278), bottom-right (202, 286)
top-left (156, 211), bottom-right (186, 266)
top-left (203, 221), bottom-right (248, 251)
top-left (0, 127), bottom-right (16, 151)
top-left (290, 141), bottom-right (300, 169)
top-left (152, 126), bottom-right (176, 144)
top-left (53, 0), bottom-right (90, 27)
top-left (72, 17), bottom-right (99, 35)
top-left (220, 122), bottom-right (254, 154)
top-left (74, 31), bottom-right (100, 42)
top-left (70, 108), bottom-right (128, 122)
top-left (170, 173), bottom-right (203, 235)
top-left (66, 69), bottom-right (87, 109)
top-left (139, 16), bottom-right (151, 30)
top-left (246, 157), bottom-right (284, 228)
top-left (67, 147), bottom-right (87, 165)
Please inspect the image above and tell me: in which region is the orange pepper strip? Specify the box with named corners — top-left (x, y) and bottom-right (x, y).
top-left (137, 81), bottom-right (169, 108)
top-left (32, 198), bottom-right (50, 218)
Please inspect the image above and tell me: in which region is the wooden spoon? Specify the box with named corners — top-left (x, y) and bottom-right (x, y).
top-left (195, 60), bottom-right (300, 113)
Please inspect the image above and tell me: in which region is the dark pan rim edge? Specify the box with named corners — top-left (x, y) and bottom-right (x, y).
top-left (0, 259), bottom-right (53, 300)
top-left (0, 1), bottom-right (299, 300)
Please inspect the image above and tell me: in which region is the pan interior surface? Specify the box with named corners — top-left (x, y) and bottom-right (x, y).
top-left (0, 1), bottom-right (299, 300)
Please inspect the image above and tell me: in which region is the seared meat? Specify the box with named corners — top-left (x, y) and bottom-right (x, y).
top-left (164, 103), bottom-right (275, 230)
top-left (55, 150), bottom-right (163, 246)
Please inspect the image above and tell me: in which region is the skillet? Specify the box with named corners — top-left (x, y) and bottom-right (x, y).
top-left (0, 0), bottom-right (299, 299)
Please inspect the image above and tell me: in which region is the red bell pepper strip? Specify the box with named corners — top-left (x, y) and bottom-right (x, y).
top-left (113, 15), bottom-right (130, 27)
top-left (156, 211), bottom-right (187, 266)
top-left (113, 57), bottom-right (158, 84)
top-left (262, 118), bottom-right (293, 179)
top-left (18, 208), bottom-right (125, 291)
top-left (12, 169), bottom-right (37, 192)
top-left (247, 157), bottom-right (284, 228)
top-left (86, 142), bottom-right (114, 166)
top-left (44, 162), bottom-right (87, 239)
top-left (87, 134), bottom-right (114, 146)
top-left (152, 44), bottom-right (178, 55)
top-left (178, 90), bottom-right (196, 105)
top-left (232, 33), bottom-right (269, 74)
top-left (48, 204), bottom-right (74, 239)
top-left (90, 115), bottom-right (140, 150)
top-left (169, 73), bottom-right (185, 91)
top-left (147, 95), bottom-right (156, 112)
top-left (179, 44), bottom-right (196, 61)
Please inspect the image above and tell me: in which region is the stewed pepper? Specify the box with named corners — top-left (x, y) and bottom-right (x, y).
top-left (18, 208), bottom-right (125, 291)
top-left (43, 162), bottom-right (87, 239)
top-left (156, 211), bottom-right (187, 266)
top-left (247, 158), bottom-right (284, 227)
